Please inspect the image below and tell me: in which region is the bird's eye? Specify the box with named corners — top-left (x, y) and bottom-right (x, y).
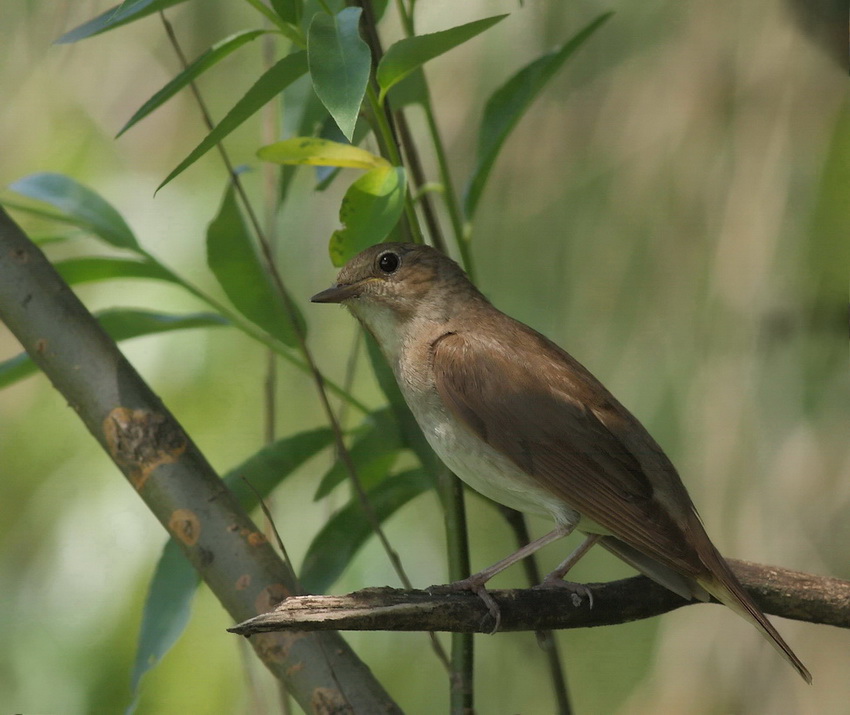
top-left (377, 251), bottom-right (400, 274)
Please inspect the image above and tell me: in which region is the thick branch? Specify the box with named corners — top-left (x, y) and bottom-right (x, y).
top-left (229, 560), bottom-right (850, 635)
top-left (0, 207), bottom-right (400, 714)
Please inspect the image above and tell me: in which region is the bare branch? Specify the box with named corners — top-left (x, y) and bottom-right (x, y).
top-left (229, 560), bottom-right (850, 636)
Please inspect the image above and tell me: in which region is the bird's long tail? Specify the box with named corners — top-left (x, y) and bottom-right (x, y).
top-left (599, 535), bottom-right (811, 683)
top-left (697, 546), bottom-right (812, 684)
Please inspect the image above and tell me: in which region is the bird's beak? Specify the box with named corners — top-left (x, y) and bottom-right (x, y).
top-left (310, 280), bottom-right (367, 303)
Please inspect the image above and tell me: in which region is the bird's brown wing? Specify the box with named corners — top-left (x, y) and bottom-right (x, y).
top-left (431, 325), bottom-right (710, 581)
top-left (432, 325), bottom-right (812, 683)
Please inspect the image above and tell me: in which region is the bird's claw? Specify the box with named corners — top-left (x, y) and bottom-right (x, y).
top-left (430, 576), bottom-right (502, 633)
top-left (534, 577), bottom-right (595, 609)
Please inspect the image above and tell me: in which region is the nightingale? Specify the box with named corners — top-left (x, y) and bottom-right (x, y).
top-left (311, 242), bottom-right (811, 683)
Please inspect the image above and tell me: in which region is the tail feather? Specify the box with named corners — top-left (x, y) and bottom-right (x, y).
top-left (698, 550), bottom-right (812, 684)
top-left (600, 534), bottom-right (812, 683)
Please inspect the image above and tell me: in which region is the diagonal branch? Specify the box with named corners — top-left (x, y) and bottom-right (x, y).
top-left (229, 560), bottom-right (850, 635)
top-left (0, 206), bottom-right (401, 713)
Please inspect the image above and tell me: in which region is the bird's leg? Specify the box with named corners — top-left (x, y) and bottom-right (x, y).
top-left (434, 524), bottom-right (574, 632)
top-left (535, 533), bottom-right (601, 608)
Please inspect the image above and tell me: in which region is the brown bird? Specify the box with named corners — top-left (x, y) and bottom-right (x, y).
top-left (311, 242), bottom-right (811, 683)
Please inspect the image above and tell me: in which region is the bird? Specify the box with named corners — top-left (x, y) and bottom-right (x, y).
top-left (311, 241), bottom-right (811, 683)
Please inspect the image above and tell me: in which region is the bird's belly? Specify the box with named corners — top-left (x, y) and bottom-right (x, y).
top-left (410, 399), bottom-right (582, 528)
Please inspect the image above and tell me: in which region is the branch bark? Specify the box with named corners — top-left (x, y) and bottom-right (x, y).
top-left (0, 207), bottom-right (401, 714)
top-left (229, 560), bottom-right (850, 635)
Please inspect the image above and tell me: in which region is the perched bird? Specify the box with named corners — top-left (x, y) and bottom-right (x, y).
top-left (311, 242), bottom-right (811, 682)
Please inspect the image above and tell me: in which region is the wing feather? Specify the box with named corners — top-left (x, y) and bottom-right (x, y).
top-left (431, 326), bottom-right (708, 579)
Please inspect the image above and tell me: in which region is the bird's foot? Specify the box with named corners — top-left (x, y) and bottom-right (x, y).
top-left (429, 575), bottom-right (502, 633)
top-left (534, 576), bottom-right (595, 609)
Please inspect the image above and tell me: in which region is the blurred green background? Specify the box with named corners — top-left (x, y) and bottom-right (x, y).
top-left (1, 1), bottom-right (848, 713)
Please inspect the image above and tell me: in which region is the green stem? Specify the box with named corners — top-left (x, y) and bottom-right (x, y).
top-left (422, 101), bottom-right (471, 269)
top-left (393, 0), bottom-right (470, 270)
top-left (360, 0), bottom-right (473, 705)
top-left (437, 469), bottom-right (474, 714)
top-left (500, 506), bottom-right (573, 714)
top-left (365, 83), bottom-right (425, 245)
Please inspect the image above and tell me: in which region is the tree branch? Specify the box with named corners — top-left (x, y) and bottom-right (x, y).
top-left (229, 560), bottom-right (850, 635)
top-left (0, 206), bottom-right (401, 714)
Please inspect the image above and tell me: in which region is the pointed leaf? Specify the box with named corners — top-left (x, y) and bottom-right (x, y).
top-left (386, 67), bottom-right (428, 109)
top-left (53, 257), bottom-right (177, 285)
top-left (206, 185), bottom-right (304, 346)
top-left (301, 468), bottom-right (432, 593)
top-left (258, 136), bottom-right (388, 169)
top-left (314, 407), bottom-right (401, 499)
top-left (96, 309), bottom-right (229, 337)
top-left (130, 540), bottom-right (199, 696)
top-left (377, 15), bottom-right (508, 104)
top-left (130, 428), bottom-right (333, 700)
top-left (223, 427), bottom-right (335, 505)
top-left (0, 310), bottom-right (227, 389)
top-left (158, 51), bottom-right (308, 191)
top-left (8, 173), bottom-right (139, 251)
top-left (270, 0), bottom-right (302, 25)
top-left (118, 30), bottom-right (270, 137)
top-left (464, 12), bottom-right (613, 218)
top-left (0, 199), bottom-right (91, 231)
top-left (307, 8), bottom-right (371, 141)
top-left (56, 0), bottom-right (189, 44)
top-left (328, 166), bottom-right (406, 267)
top-left (276, 78), bottom-right (331, 202)
top-left (0, 353), bottom-right (36, 390)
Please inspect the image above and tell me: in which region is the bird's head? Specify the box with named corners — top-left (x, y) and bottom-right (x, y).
top-left (311, 243), bottom-right (479, 327)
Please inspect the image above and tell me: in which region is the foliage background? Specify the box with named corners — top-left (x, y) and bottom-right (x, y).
top-left (1, 0), bottom-right (847, 713)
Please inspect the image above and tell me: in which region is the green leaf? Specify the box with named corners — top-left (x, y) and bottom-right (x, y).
top-left (0, 353), bottom-right (36, 390)
top-left (463, 12), bottom-right (613, 219)
top-left (270, 0), bottom-right (302, 25)
top-left (386, 67), bottom-right (428, 109)
top-left (56, 0), bottom-right (189, 44)
top-left (0, 310), bottom-right (227, 389)
top-left (301, 468), bottom-right (432, 593)
top-left (130, 540), bottom-right (199, 698)
top-left (53, 257), bottom-right (178, 286)
top-left (258, 136), bottom-right (388, 169)
top-left (223, 427), bottom-right (334, 505)
top-left (307, 8), bottom-right (371, 141)
top-left (328, 166), bottom-right (406, 267)
top-left (275, 78), bottom-right (331, 203)
top-left (206, 185), bottom-right (303, 347)
top-left (314, 407), bottom-right (401, 499)
top-left (158, 51), bottom-right (308, 191)
top-left (117, 30), bottom-right (270, 137)
top-left (8, 173), bottom-right (139, 251)
top-left (377, 14), bottom-right (508, 104)
top-left (96, 309), bottom-right (229, 338)
top-left (130, 427), bottom-right (333, 701)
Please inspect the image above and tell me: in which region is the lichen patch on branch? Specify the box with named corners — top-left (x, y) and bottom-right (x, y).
top-left (103, 406), bottom-right (187, 489)
top-left (168, 508), bottom-right (201, 546)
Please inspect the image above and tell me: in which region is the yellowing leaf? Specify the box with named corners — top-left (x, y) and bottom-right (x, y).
top-left (257, 137), bottom-right (389, 169)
